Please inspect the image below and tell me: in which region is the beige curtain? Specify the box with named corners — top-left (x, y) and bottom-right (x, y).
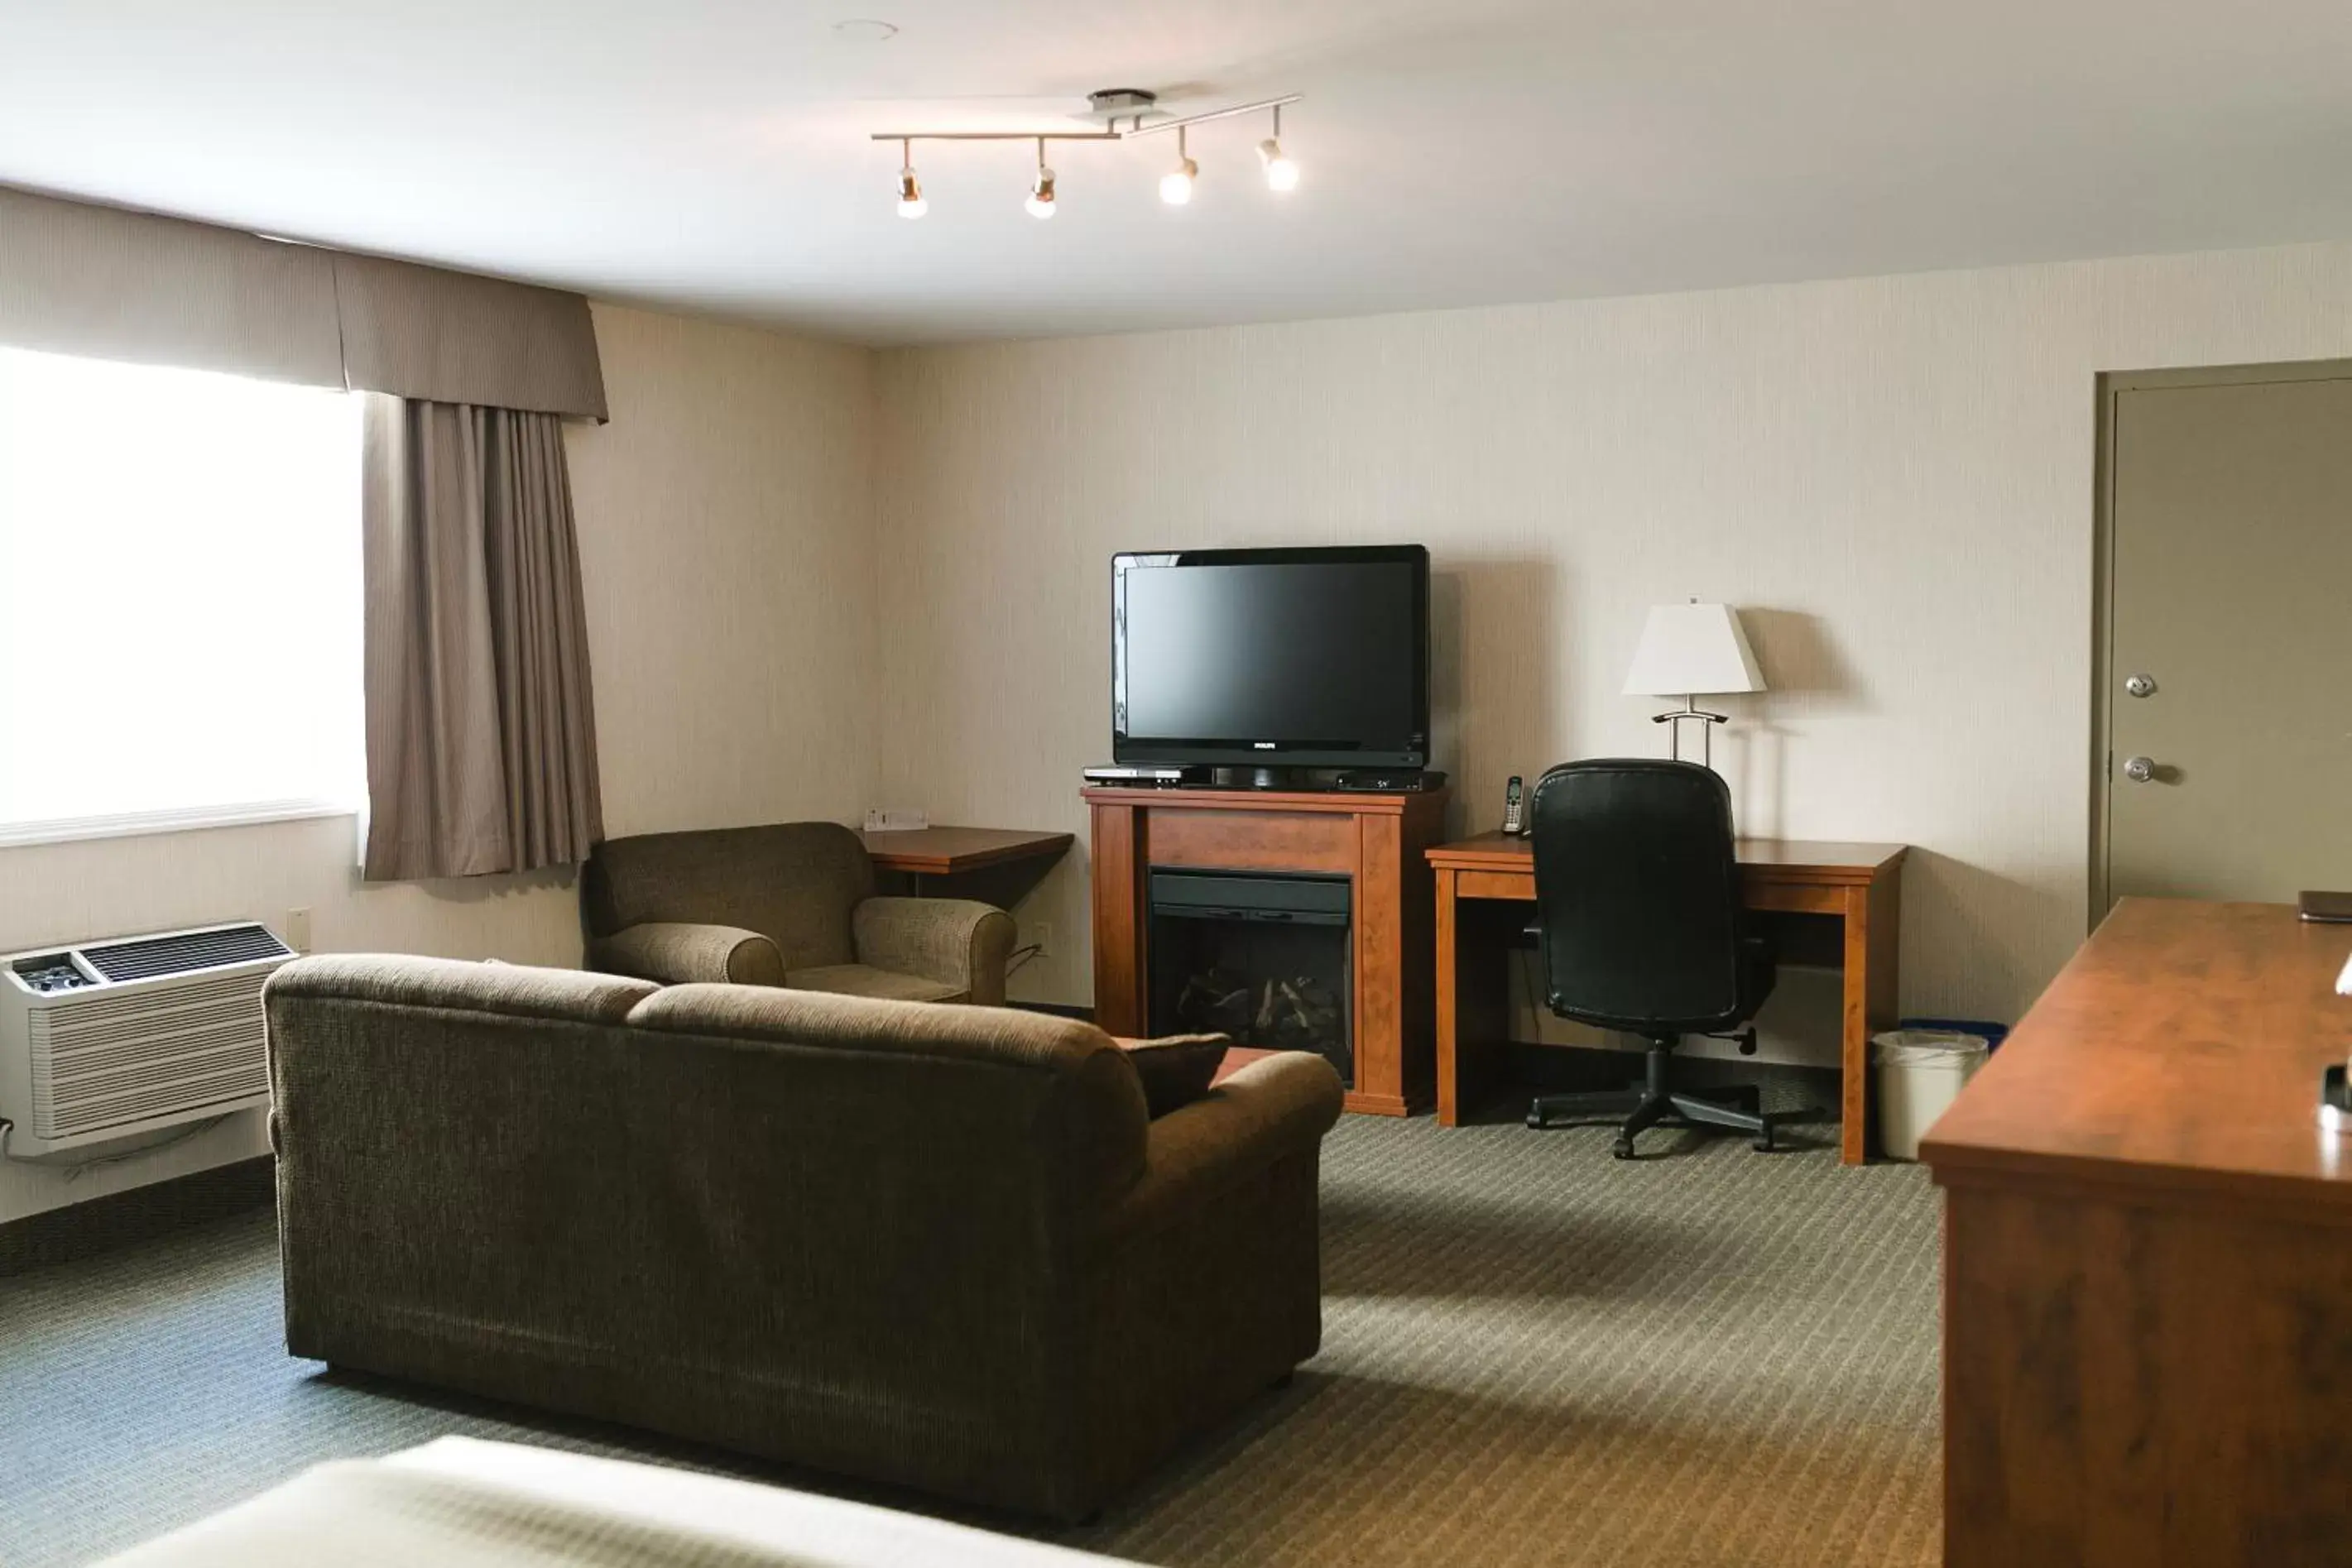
top-left (362, 395), bottom-right (603, 880)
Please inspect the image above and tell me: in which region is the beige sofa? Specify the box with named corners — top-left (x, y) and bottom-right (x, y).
top-left (583, 821), bottom-right (1015, 1004)
top-left (265, 956), bottom-right (1343, 1520)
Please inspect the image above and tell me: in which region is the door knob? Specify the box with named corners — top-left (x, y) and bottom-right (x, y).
top-left (2123, 755), bottom-right (2157, 783)
top-left (2124, 674), bottom-right (2158, 698)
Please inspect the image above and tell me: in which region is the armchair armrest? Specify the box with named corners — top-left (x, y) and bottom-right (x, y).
top-left (587, 922), bottom-right (786, 986)
top-left (1097, 1052), bottom-right (1344, 1242)
top-left (851, 897), bottom-right (1016, 1005)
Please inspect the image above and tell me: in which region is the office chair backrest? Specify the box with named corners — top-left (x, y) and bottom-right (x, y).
top-left (1529, 758), bottom-right (1745, 1034)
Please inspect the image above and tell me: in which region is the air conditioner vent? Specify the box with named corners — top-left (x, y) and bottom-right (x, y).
top-left (83, 923), bottom-right (292, 983)
top-left (2, 921), bottom-right (295, 1159)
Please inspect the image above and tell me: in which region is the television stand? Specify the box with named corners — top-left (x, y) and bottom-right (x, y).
top-left (1083, 784), bottom-right (1451, 1116)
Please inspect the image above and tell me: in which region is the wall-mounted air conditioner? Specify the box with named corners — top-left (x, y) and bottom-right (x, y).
top-left (0, 922), bottom-right (295, 1163)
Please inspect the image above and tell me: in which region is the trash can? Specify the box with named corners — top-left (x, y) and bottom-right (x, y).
top-left (1873, 1025), bottom-right (1998, 1160)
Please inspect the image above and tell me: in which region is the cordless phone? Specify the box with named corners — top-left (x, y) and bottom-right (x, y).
top-left (1502, 775), bottom-right (1525, 836)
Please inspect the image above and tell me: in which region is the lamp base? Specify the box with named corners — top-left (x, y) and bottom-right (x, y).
top-left (1651, 698), bottom-right (1729, 766)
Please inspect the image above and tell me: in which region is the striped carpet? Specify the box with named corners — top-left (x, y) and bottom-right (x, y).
top-left (0, 1115), bottom-right (1939, 1567)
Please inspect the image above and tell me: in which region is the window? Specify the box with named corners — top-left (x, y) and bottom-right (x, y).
top-left (0, 346), bottom-right (363, 844)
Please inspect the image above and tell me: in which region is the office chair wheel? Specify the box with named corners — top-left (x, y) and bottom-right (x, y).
top-left (1752, 1124), bottom-right (1777, 1153)
top-left (1612, 1134), bottom-right (1637, 1160)
top-left (1526, 1107), bottom-right (1548, 1129)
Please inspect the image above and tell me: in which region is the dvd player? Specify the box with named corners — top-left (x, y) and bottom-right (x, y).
top-left (1082, 765), bottom-right (1209, 787)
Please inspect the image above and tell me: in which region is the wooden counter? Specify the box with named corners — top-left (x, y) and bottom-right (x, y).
top-left (1923, 898), bottom-right (2352, 1566)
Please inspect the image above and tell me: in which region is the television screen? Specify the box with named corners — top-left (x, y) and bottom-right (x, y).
top-left (1113, 545), bottom-right (1428, 769)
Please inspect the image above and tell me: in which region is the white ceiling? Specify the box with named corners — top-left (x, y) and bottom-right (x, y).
top-left (4, 1), bottom-right (2350, 346)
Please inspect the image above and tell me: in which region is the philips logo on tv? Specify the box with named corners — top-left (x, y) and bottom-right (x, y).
top-left (1254, 741), bottom-right (1277, 750)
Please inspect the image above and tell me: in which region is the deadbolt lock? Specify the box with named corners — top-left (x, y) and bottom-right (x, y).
top-left (2123, 755), bottom-right (2157, 784)
top-left (2124, 674), bottom-right (2158, 698)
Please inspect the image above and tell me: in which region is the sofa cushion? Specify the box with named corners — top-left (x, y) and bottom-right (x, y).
top-left (787, 963), bottom-right (964, 1004)
top-left (1118, 1035), bottom-right (1230, 1118)
top-left (264, 955), bottom-right (657, 1025)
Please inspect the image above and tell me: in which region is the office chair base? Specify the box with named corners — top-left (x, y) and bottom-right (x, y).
top-left (1529, 1062), bottom-right (1807, 1158)
top-left (1668, 1091), bottom-right (1787, 1153)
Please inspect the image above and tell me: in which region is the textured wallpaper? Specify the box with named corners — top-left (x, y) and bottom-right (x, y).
top-left (871, 240), bottom-right (2352, 1056)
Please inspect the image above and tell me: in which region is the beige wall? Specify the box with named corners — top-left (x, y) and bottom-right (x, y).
top-left (570, 305), bottom-right (880, 838)
top-left (872, 240), bottom-right (2352, 1058)
top-left (0, 301), bottom-right (876, 1223)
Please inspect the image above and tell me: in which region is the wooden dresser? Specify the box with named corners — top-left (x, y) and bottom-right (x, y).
top-left (1922, 899), bottom-right (2352, 1566)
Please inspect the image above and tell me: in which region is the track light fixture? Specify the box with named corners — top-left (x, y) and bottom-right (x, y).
top-left (1257, 104), bottom-right (1298, 192)
top-left (871, 91), bottom-right (1300, 222)
top-left (895, 139), bottom-right (926, 219)
top-left (1025, 138), bottom-right (1057, 218)
top-left (1159, 127), bottom-right (1198, 206)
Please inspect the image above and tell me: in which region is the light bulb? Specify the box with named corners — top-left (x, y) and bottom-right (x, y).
top-left (1026, 166), bottom-right (1057, 219)
top-left (1258, 137), bottom-right (1298, 191)
top-left (1159, 156), bottom-right (1198, 206)
top-left (895, 166), bottom-right (926, 219)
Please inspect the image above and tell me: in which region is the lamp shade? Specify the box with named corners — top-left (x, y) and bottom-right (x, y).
top-left (1622, 602), bottom-right (1766, 698)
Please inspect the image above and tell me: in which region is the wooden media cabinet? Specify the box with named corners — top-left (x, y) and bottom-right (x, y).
top-left (1083, 785), bottom-right (1452, 1116)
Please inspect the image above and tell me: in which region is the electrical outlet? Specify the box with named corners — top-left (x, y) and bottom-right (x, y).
top-left (863, 808), bottom-right (930, 832)
top-left (286, 908), bottom-right (313, 953)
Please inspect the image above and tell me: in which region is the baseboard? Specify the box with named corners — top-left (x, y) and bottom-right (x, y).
top-left (1010, 1000), bottom-right (1094, 1022)
top-left (0, 1155), bottom-right (275, 1278)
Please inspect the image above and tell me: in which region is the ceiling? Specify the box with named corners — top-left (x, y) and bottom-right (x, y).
top-left (4, 1), bottom-right (2350, 346)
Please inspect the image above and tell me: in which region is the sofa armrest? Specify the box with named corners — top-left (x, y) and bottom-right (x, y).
top-left (1097, 1052), bottom-right (1344, 1243)
top-left (587, 922), bottom-right (786, 986)
top-left (851, 897), bottom-right (1016, 1005)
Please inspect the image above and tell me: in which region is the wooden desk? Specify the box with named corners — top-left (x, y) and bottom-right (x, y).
top-left (1427, 832), bottom-right (1907, 1164)
top-left (1922, 899), bottom-right (2352, 1566)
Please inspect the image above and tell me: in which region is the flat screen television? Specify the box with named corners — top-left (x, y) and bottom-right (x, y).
top-left (1112, 544), bottom-right (1430, 770)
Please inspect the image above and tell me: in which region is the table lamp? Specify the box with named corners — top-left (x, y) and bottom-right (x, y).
top-left (1622, 601), bottom-right (1765, 767)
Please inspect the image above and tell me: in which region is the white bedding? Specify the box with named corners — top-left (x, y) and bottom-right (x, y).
top-left (94, 1436), bottom-right (1143, 1568)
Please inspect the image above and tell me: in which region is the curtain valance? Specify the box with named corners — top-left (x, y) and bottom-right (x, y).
top-left (0, 185), bottom-right (606, 420)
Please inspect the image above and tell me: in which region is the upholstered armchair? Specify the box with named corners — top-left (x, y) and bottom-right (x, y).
top-left (583, 822), bottom-right (1015, 1005)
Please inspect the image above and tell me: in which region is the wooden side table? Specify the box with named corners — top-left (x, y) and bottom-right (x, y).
top-left (861, 826), bottom-right (1075, 889)
top-left (859, 826), bottom-right (1076, 913)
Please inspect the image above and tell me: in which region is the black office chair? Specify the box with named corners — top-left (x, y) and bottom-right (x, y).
top-left (1524, 758), bottom-right (1804, 1158)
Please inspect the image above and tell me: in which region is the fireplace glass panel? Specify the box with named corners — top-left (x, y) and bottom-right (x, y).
top-left (1145, 869), bottom-right (1353, 1088)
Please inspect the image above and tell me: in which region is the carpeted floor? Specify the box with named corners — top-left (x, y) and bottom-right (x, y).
top-left (0, 1115), bottom-right (1940, 1568)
